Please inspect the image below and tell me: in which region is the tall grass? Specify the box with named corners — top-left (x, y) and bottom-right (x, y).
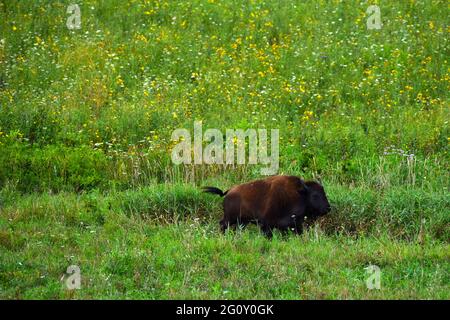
top-left (0, 0), bottom-right (448, 192)
top-left (0, 0), bottom-right (448, 299)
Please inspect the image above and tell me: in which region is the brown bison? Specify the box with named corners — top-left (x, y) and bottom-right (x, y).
top-left (203, 175), bottom-right (331, 237)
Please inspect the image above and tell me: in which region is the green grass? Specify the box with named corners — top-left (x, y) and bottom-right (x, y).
top-left (1, 213), bottom-right (448, 299)
top-left (1, 0), bottom-right (448, 191)
top-left (0, 185), bottom-right (448, 299)
top-left (1, 211), bottom-right (449, 299)
top-left (0, 0), bottom-right (449, 299)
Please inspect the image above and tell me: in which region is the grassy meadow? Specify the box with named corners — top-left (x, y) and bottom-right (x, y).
top-left (0, 0), bottom-right (449, 299)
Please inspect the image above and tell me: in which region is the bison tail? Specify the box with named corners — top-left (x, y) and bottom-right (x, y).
top-left (202, 186), bottom-right (228, 197)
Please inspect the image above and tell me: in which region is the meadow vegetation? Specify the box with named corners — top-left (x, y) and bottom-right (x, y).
top-left (0, 0), bottom-right (448, 299)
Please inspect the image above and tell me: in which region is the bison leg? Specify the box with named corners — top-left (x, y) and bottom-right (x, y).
top-left (260, 223), bottom-right (273, 239)
top-left (220, 194), bottom-right (241, 233)
top-left (220, 218), bottom-right (252, 233)
top-left (289, 222), bottom-right (303, 235)
top-left (219, 218), bottom-right (236, 233)
top-left (275, 215), bottom-right (304, 236)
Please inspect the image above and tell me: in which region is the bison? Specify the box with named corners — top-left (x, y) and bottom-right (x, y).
top-left (203, 175), bottom-right (331, 237)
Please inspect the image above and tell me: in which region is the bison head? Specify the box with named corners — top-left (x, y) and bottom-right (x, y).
top-left (301, 180), bottom-right (331, 218)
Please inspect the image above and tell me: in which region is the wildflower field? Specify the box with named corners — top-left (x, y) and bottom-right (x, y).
top-left (0, 0), bottom-right (449, 299)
